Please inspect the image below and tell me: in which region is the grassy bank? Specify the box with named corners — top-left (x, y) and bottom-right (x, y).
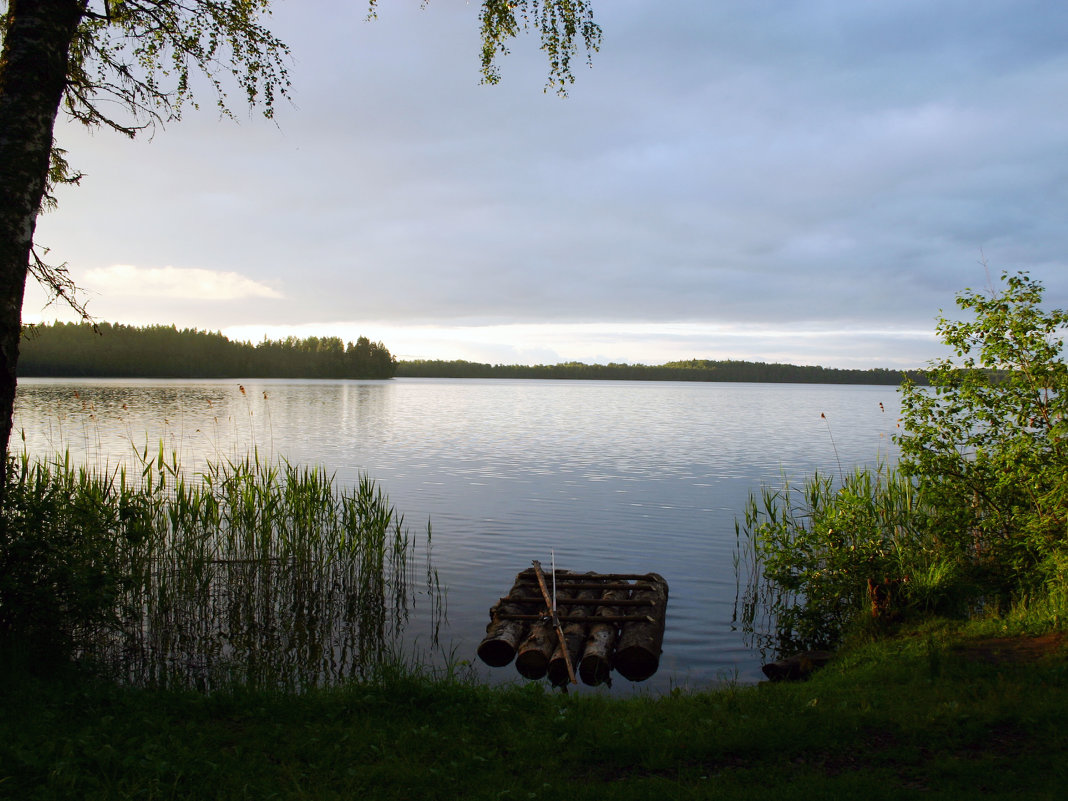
top-left (2, 619), bottom-right (1065, 800)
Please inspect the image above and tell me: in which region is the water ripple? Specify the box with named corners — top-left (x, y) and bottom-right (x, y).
top-left (15, 377), bottom-right (902, 694)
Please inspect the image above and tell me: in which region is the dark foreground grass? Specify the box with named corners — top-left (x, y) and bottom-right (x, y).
top-left (2, 623), bottom-right (1065, 801)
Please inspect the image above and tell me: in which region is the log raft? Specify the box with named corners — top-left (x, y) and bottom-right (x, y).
top-left (477, 565), bottom-right (669, 686)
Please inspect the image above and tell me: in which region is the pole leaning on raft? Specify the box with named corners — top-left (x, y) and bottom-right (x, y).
top-left (531, 560), bottom-right (577, 685)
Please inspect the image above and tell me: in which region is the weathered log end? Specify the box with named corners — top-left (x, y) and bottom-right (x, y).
top-left (477, 577), bottom-right (537, 667)
top-left (614, 573), bottom-right (668, 682)
top-left (760, 650), bottom-right (834, 682)
top-left (547, 627), bottom-right (585, 686)
top-left (578, 649), bottom-right (612, 686)
top-left (477, 624), bottom-right (524, 667)
top-left (515, 651), bottom-right (550, 680)
top-left (547, 579), bottom-right (597, 686)
top-left (515, 620), bottom-right (555, 680)
top-left (613, 642), bottom-right (661, 682)
top-left (579, 585), bottom-right (627, 686)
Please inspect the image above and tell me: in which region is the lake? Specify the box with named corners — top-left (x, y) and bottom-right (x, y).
top-left (14, 377), bottom-right (903, 693)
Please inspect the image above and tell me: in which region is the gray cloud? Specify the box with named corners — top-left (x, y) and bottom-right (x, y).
top-left (27, 0), bottom-right (1068, 366)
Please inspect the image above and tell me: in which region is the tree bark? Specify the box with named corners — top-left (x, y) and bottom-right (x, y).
top-left (0, 0), bottom-right (84, 480)
top-left (579, 586), bottom-right (627, 686)
top-left (614, 573), bottom-right (668, 682)
top-left (514, 618), bottom-right (555, 680)
top-left (477, 575), bottom-right (536, 667)
top-left (547, 580), bottom-right (596, 687)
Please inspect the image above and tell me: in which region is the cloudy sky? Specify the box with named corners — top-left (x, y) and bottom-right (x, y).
top-left (25, 0), bottom-right (1068, 368)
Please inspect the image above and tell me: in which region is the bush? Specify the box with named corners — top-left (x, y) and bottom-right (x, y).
top-left (736, 464), bottom-right (940, 654)
top-left (738, 270), bottom-right (1068, 655)
top-left (897, 270), bottom-right (1068, 603)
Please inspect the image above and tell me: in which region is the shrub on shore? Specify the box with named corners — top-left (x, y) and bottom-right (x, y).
top-left (739, 271), bottom-right (1068, 654)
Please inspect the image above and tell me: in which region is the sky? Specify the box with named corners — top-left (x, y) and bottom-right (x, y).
top-left (24, 0), bottom-right (1068, 369)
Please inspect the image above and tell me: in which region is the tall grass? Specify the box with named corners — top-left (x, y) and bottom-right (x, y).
top-left (735, 462), bottom-right (965, 656)
top-left (0, 448), bottom-right (444, 691)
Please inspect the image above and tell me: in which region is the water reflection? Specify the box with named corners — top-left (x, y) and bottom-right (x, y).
top-left (16, 377), bottom-right (901, 691)
top-left (31, 451), bottom-right (447, 691)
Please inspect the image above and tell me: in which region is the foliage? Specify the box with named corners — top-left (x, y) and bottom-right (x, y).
top-left (0, 449), bottom-right (440, 687)
top-left (736, 465), bottom-right (945, 654)
top-left (20, 321), bottom-right (397, 379)
top-left (738, 271), bottom-right (1068, 656)
top-left (472, 0), bottom-right (601, 95)
top-left (21, 333), bottom-right (925, 382)
top-left (0, 0), bottom-right (293, 324)
top-left (0, 452), bottom-right (138, 659)
top-left (60, 0), bottom-right (291, 136)
top-left (897, 271), bottom-right (1068, 601)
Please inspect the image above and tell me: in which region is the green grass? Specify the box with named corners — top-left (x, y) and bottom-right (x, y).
top-left (2, 619), bottom-right (1065, 800)
top-left (0, 451), bottom-right (443, 690)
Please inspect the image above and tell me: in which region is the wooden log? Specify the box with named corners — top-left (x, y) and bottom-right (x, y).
top-left (579, 587), bottom-right (628, 686)
top-left (496, 613), bottom-right (654, 623)
top-left (514, 618), bottom-right (555, 679)
top-left (477, 575), bottom-right (537, 667)
top-left (514, 569), bottom-right (659, 582)
top-left (614, 573), bottom-right (669, 682)
top-left (761, 650), bottom-right (834, 681)
top-left (500, 596), bottom-right (658, 607)
top-left (548, 580), bottom-right (597, 687)
top-left (513, 581), bottom-right (655, 592)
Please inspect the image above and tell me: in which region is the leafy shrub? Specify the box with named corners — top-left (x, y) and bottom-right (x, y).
top-left (897, 270), bottom-right (1068, 604)
top-left (736, 464), bottom-right (939, 654)
top-left (738, 270), bottom-right (1067, 655)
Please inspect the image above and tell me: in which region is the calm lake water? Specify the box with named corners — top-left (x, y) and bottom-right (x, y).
top-left (14, 377), bottom-right (903, 693)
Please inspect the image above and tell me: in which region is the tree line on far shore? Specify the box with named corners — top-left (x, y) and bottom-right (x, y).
top-left (19, 322), bottom-right (925, 385)
top-left (397, 358), bottom-right (926, 385)
top-left (19, 322), bottom-right (397, 380)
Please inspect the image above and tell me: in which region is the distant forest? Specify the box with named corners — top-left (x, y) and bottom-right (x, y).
top-left (19, 322), bottom-right (925, 385)
top-left (396, 359), bottom-right (926, 385)
top-left (19, 322), bottom-right (397, 379)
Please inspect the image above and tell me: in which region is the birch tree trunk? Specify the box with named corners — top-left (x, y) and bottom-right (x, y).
top-left (0, 0), bottom-right (83, 481)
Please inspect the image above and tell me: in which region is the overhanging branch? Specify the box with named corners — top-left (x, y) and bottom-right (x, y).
top-left (28, 245), bottom-right (96, 328)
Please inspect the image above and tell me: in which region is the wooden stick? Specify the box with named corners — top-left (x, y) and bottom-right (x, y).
top-left (532, 560), bottom-right (577, 684)
top-left (498, 613), bottom-right (655, 623)
top-left (548, 580), bottom-right (596, 687)
top-left (516, 570), bottom-right (659, 582)
top-left (510, 582), bottom-right (655, 592)
top-left (499, 596), bottom-right (658, 608)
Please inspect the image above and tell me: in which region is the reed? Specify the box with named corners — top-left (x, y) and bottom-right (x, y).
top-left (735, 461), bottom-right (956, 656)
top-left (0, 448), bottom-right (443, 691)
